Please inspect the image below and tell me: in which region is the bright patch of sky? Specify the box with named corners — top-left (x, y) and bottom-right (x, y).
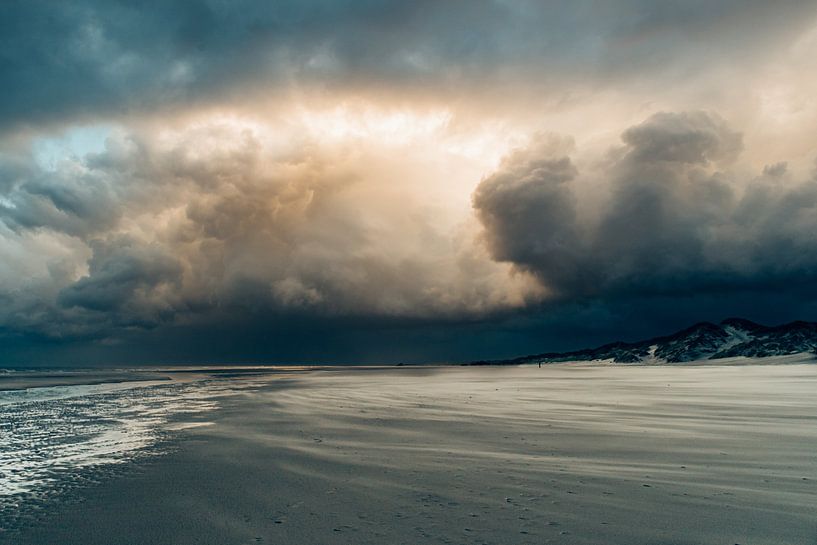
top-left (32, 124), bottom-right (116, 171)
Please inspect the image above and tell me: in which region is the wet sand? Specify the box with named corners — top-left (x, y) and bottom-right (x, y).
top-left (8, 363), bottom-right (817, 545)
top-left (0, 370), bottom-right (170, 391)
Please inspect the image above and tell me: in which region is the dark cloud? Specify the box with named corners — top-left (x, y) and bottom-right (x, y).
top-left (1, 167), bottom-right (122, 237)
top-left (57, 236), bottom-right (183, 316)
top-left (1, 0), bottom-right (815, 127)
top-left (473, 135), bottom-right (589, 297)
top-left (474, 111), bottom-right (817, 305)
top-left (619, 111), bottom-right (742, 164)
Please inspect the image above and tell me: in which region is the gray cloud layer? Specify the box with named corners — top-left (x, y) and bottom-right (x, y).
top-left (2, 0), bottom-right (815, 127)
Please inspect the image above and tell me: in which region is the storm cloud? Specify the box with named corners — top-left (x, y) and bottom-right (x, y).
top-left (2, 2), bottom-right (817, 364)
top-left (474, 111), bottom-right (817, 302)
top-left (0, 120), bottom-right (538, 350)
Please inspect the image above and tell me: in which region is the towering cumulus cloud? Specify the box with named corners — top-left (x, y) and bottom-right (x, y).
top-left (474, 111), bottom-right (817, 303)
top-left (473, 136), bottom-right (584, 298)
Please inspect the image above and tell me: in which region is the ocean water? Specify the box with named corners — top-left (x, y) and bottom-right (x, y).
top-left (0, 369), bottom-right (276, 528)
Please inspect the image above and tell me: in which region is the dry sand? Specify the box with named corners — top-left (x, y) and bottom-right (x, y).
top-left (8, 363), bottom-right (817, 544)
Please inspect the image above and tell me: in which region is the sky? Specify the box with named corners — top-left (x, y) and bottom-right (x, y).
top-left (2, 1), bottom-right (817, 366)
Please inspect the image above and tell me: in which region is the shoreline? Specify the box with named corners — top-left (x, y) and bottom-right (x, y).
top-left (2, 352), bottom-right (815, 392)
top-left (0, 366), bottom-right (322, 392)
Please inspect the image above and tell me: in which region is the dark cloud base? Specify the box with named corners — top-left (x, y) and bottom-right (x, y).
top-left (3, 287), bottom-right (817, 367)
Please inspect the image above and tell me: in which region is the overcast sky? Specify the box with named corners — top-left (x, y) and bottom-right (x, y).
top-left (2, 1), bottom-right (817, 365)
